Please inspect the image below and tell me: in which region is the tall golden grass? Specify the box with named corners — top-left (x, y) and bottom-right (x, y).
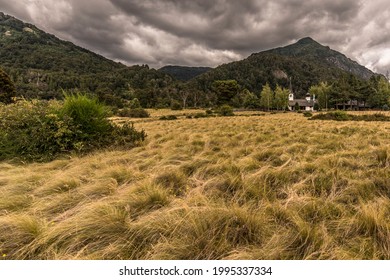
top-left (1, 111), bottom-right (389, 259)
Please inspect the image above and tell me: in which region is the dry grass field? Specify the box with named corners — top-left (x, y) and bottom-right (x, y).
top-left (1, 111), bottom-right (390, 259)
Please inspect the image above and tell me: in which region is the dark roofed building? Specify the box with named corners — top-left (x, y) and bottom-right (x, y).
top-left (288, 92), bottom-right (316, 111)
top-left (335, 100), bottom-right (369, 110)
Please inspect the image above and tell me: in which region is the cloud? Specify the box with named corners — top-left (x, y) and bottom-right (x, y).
top-left (0, 0), bottom-right (389, 74)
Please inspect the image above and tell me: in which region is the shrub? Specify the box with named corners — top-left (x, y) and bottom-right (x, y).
top-left (111, 123), bottom-right (147, 147)
top-left (310, 111), bottom-right (390, 122)
top-left (170, 101), bottom-right (183, 110)
top-left (310, 111), bottom-right (350, 121)
top-left (217, 105), bottom-right (234, 116)
top-left (205, 109), bottom-right (213, 115)
top-left (194, 113), bottom-right (208, 118)
top-left (129, 98), bottom-right (141, 109)
top-left (118, 108), bottom-right (150, 118)
top-left (59, 93), bottom-right (112, 141)
top-left (0, 94), bottom-right (146, 161)
top-left (159, 115), bottom-right (178, 120)
top-left (303, 112), bottom-right (313, 118)
top-left (0, 100), bottom-right (77, 160)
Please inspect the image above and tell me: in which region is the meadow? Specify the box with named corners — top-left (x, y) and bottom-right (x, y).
top-left (0, 111), bottom-right (389, 259)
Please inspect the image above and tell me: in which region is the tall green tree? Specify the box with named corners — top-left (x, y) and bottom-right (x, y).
top-left (0, 68), bottom-right (15, 104)
top-left (274, 85), bottom-right (289, 110)
top-left (212, 80), bottom-right (240, 105)
top-left (330, 77), bottom-right (351, 109)
top-left (259, 83), bottom-right (274, 111)
top-left (368, 76), bottom-right (390, 108)
top-left (232, 88), bottom-right (259, 108)
top-left (309, 82), bottom-right (331, 110)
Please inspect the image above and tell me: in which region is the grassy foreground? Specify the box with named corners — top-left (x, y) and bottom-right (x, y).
top-left (1, 112), bottom-right (389, 259)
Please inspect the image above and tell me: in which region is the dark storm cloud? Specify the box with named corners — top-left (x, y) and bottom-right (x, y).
top-left (109, 0), bottom-right (362, 52)
top-left (0, 0), bottom-right (389, 74)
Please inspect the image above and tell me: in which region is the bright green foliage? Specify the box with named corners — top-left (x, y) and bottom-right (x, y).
top-left (59, 93), bottom-right (112, 142)
top-left (0, 100), bottom-right (76, 160)
top-left (309, 82), bottom-right (331, 110)
top-left (259, 83), bottom-right (274, 111)
top-left (274, 85), bottom-right (289, 110)
top-left (212, 80), bottom-right (240, 105)
top-left (0, 68), bottom-right (15, 104)
top-left (0, 95), bottom-right (146, 161)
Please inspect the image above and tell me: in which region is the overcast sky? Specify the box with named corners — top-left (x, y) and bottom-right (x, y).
top-left (1, 0), bottom-right (389, 74)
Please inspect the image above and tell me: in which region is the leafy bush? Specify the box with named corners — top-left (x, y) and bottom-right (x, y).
top-left (205, 109), bottom-right (213, 115)
top-left (0, 100), bottom-right (74, 160)
top-left (129, 98), bottom-right (141, 109)
top-left (0, 94), bottom-right (146, 161)
top-left (310, 111), bottom-right (350, 121)
top-left (310, 111), bottom-right (390, 122)
top-left (170, 101), bottom-right (183, 110)
top-left (217, 105), bottom-right (234, 116)
top-left (194, 113), bottom-right (208, 118)
top-left (303, 112), bottom-right (313, 118)
top-left (59, 93), bottom-right (112, 142)
top-left (118, 108), bottom-right (150, 118)
top-left (110, 123), bottom-right (146, 147)
top-left (359, 114), bottom-right (390, 121)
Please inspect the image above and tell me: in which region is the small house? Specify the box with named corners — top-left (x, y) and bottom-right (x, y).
top-left (288, 92), bottom-right (316, 111)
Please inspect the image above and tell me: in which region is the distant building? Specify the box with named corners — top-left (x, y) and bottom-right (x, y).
top-left (335, 100), bottom-right (369, 110)
top-left (288, 91), bottom-right (316, 111)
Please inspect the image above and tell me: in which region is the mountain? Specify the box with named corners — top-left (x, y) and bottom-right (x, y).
top-left (0, 12), bottom-right (173, 102)
top-left (268, 37), bottom-right (374, 80)
top-left (159, 65), bottom-right (212, 81)
top-left (190, 37), bottom-right (377, 95)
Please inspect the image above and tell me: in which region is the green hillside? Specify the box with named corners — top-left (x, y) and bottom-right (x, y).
top-left (190, 37), bottom-right (377, 96)
top-left (268, 37), bottom-right (374, 80)
top-left (0, 12), bottom-right (173, 104)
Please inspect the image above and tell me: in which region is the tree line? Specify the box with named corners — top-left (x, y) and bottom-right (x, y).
top-left (1, 65), bottom-right (389, 111)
